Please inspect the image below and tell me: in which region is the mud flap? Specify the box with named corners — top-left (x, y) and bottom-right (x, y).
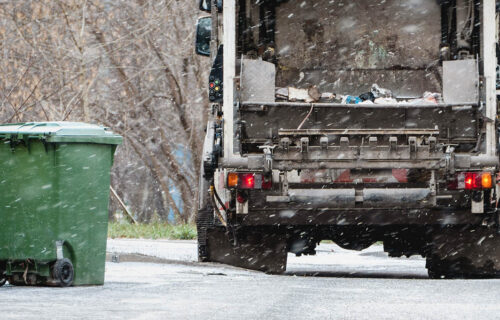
top-left (205, 226), bottom-right (288, 274)
top-left (427, 227), bottom-right (500, 278)
top-left (196, 207), bottom-right (214, 262)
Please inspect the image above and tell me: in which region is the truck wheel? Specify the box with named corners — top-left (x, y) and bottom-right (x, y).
top-left (52, 258), bottom-right (74, 287)
top-left (426, 255), bottom-right (464, 279)
top-left (427, 227), bottom-right (500, 279)
top-left (203, 226), bottom-right (288, 274)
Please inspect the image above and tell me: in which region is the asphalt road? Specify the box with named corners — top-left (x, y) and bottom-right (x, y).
top-left (1, 240), bottom-right (500, 320)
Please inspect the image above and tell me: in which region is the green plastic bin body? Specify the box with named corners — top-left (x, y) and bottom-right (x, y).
top-left (0, 122), bottom-right (122, 285)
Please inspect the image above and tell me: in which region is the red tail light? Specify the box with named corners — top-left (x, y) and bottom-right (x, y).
top-left (464, 172), bottom-right (478, 190)
top-left (240, 173), bottom-right (255, 189)
top-left (226, 172), bottom-right (272, 190)
top-left (450, 172), bottom-right (493, 190)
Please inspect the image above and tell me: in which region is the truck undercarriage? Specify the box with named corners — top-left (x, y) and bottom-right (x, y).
top-left (196, 0), bottom-right (500, 278)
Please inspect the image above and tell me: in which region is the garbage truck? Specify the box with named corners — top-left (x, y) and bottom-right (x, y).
top-left (195, 0), bottom-right (500, 278)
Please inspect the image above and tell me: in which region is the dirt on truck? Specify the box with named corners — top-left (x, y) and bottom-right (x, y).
top-left (195, 0), bottom-right (500, 278)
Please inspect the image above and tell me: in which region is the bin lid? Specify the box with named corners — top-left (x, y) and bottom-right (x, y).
top-left (0, 122), bottom-right (122, 145)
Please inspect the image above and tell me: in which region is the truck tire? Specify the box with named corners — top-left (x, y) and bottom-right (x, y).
top-left (203, 226), bottom-right (288, 274)
top-left (426, 255), bottom-right (467, 279)
top-left (426, 227), bottom-right (500, 279)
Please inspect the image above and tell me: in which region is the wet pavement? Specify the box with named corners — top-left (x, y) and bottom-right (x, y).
top-left (1, 240), bottom-right (499, 319)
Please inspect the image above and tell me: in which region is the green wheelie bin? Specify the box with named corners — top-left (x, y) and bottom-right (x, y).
top-left (0, 122), bottom-right (122, 287)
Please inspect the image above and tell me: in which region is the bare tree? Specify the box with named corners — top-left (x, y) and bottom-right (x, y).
top-left (0, 0), bottom-right (209, 223)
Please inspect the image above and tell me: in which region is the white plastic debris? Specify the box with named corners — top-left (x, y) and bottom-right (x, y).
top-left (374, 97), bottom-right (397, 104)
top-left (371, 83), bottom-right (393, 98)
top-left (276, 86), bottom-right (334, 103)
top-left (404, 92), bottom-right (442, 105)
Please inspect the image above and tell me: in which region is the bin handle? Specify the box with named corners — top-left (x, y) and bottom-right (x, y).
top-left (55, 240), bottom-right (65, 260)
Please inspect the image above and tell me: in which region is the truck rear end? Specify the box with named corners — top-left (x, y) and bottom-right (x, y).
top-left (196, 0), bottom-right (500, 278)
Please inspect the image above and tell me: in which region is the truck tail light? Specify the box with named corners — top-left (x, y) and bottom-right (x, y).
top-left (450, 172), bottom-right (493, 190)
top-left (226, 172), bottom-right (272, 190)
top-left (240, 173), bottom-right (255, 189)
top-left (464, 172), bottom-right (478, 190)
top-left (481, 172), bottom-right (492, 189)
top-left (227, 172), bottom-right (238, 188)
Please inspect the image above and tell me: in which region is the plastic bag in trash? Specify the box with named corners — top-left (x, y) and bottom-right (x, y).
top-left (359, 92), bottom-right (375, 102)
top-left (342, 95), bottom-right (362, 104)
top-left (406, 92), bottom-right (442, 105)
top-left (371, 84), bottom-right (392, 98)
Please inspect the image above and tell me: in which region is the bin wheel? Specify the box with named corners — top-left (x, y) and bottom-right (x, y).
top-left (52, 258), bottom-right (74, 287)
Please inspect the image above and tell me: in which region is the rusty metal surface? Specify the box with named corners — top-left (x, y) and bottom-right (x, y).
top-left (239, 104), bottom-right (477, 144)
top-left (273, 146), bottom-right (443, 160)
top-left (278, 128), bottom-right (440, 136)
top-left (273, 0), bottom-right (442, 96)
top-left (237, 1), bottom-right (478, 154)
top-left (271, 160), bottom-right (444, 170)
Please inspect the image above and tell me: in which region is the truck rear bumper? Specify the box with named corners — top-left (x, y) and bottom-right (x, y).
top-left (266, 188), bottom-right (432, 208)
top-left (239, 208), bottom-right (486, 226)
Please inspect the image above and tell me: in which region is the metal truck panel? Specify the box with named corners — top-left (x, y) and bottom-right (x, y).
top-left (240, 59), bottom-right (276, 103)
top-left (443, 60), bottom-right (479, 104)
top-left (274, 0), bottom-right (441, 96)
top-left (239, 104), bottom-right (477, 148)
